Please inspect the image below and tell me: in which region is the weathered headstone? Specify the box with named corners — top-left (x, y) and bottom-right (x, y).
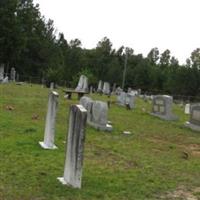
top-left (150, 95), bottom-right (178, 120)
top-left (89, 86), bottom-right (93, 93)
top-left (10, 67), bottom-right (16, 81)
top-left (185, 103), bottom-right (200, 131)
top-left (97, 80), bottom-right (103, 93)
top-left (80, 97), bottom-right (113, 131)
top-left (102, 82), bottom-right (110, 95)
top-left (2, 76), bottom-right (8, 84)
top-left (50, 82), bottom-right (54, 90)
top-left (57, 105), bottom-right (87, 188)
top-left (87, 101), bottom-right (112, 131)
top-left (0, 64), bottom-right (4, 81)
top-left (111, 83), bottom-right (117, 94)
top-left (79, 96), bottom-right (93, 110)
top-left (75, 75), bottom-right (88, 92)
top-left (185, 103), bottom-right (190, 114)
top-left (115, 86), bottom-right (123, 95)
top-left (117, 92), bottom-right (135, 109)
top-left (117, 92), bottom-right (127, 106)
top-left (39, 91), bottom-right (59, 149)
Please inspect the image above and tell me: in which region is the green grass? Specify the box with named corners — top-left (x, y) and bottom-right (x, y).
top-left (0, 83), bottom-right (200, 200)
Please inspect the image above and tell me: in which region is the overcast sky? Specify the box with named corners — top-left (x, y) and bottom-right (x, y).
top-left (33, 0), bottom-right (200, 64)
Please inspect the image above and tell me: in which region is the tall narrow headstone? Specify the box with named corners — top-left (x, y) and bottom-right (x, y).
top-left (185, 103), bottom-right (200, 131)
top-left (102, 82), bottom-right (110, 95)
top-left (150, 95), bottom-right (178, 120)
top-left (10, 67), bottom-right (16, 82)
top-left (185, 103), bottom-right (190, 114)
top-left (58, 105), bottom-right (87, 188)
top-left (97, 80), bottom-right (103, 93)
top-left (50, 82), bottom-right (54, 90)
top-left (75, 75), bottom-right (88, 92)
top-left (39, 91), bottom-right (59, 149)
top-left (0, 64), bottom-right (4, 81)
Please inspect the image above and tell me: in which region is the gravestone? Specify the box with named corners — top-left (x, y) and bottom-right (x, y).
top-left (39, 91), bottom-right (59, 149)
top-left (57, 105), bottom-right (87, 188)
top-left (115, 86), bottom-right (123, 95)
top-left (79, 96), bottom-right (93, 110)
top-left (102, 82), bottom-right (110, 95)
top-left (0, 64), bottom-right (4, 81)
top-left (150, 95), bottom-right (178, 120)
top-left (80, 97), bottom-right (113, 131)
top-left (117, 92), bottom-right (127, 106)
top-left (112, 83), bottom-right (117, 94)
top-left (2, 76), bottom-right (8, 84)
top-left (117, 92), bottom-right (135, 109)
top-left (125, 93), bottom-right (135, 109)
top-left (87, 101), bottom-right (112, 131)
top-left (50, 82), bottom-right (54, 90)
top-left (185, 103), bottom-right (200, 131)
top-left (10, 67), bottom-right (16, 81)
top-left (97, 80), bottom-right (103, 93)
top-left (75, 75), bottom-right (88, 93)
top-left (89, 86), bottom-right (93, 93)
top-left (185, 103), bottom-right (190, 114)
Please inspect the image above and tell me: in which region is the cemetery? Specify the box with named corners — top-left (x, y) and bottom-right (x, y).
top-left (1, 1), bottom-right (200, 199)
top-left (1, 82), bottom-right (200, 200)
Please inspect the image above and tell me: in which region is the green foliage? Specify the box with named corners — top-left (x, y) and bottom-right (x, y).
top-left (0, 1), bottom-right (200, 97)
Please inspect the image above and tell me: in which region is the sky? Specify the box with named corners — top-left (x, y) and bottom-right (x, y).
top-left (33, 0), bottom-right (200, 64)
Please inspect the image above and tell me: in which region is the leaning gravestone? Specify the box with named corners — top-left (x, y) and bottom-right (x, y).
top-left (10, 67), bottom-right (16, 82)
top-left (102, 82), bottom-right (110, 95)
top-left (185, 103), bottom-right (200, 131)
top-left (39, 91), bottom-right (59, 149)
top-left (0, 64), bottom-right (4, 81)
top-left (75, 75), bottom-right (88, 92)
top-left (150, 95), bottom-right (178, 120)
top-left (57, 105), bottom-right (87, 188)
top-left (117, 92), bottom-right (127, 106)
top-left (97, 80), bottom-right (103, 93)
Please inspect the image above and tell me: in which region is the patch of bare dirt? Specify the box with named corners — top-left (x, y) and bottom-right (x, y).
top-left (160, 186), bottom-right (200, 200)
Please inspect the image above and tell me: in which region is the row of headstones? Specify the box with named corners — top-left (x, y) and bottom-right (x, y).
top-left (39, 91), bottom-right (87, 188)
top-left (0, 64), bottom-right (17, 83)
top-left (150, 95), bottom-right (200, 131)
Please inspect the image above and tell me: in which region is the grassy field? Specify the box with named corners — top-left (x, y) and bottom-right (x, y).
top-left (0, 83), bottom-right (200, 200)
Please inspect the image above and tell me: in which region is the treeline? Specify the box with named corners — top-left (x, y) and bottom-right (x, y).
top-left (1, 0), bottom-right (200, 97)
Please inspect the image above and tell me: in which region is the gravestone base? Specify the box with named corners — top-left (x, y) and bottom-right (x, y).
top-left (185, 121), bottom-right (200, 132)
top-left (88, 121), bottom-right (113, 131)
top-left (39, 141), bottom-right (58, 149)
top-left (57, 177), bottom-right (80, 188)
top-left (150, 112), bottom-right (178, 121)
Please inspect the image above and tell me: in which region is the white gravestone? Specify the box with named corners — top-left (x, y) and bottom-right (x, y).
top-left (80, 97), bottom-right (112, 131)
top-left (10, 67), bottom-right (16, 81)
top-left (102, 82), bottom-right (110, 95)
top-left (50, 82), bottom-right (54, 90)
top-left (97, 80), bottom-right (103, 93)
top-left (185, 103), bottom-right (200, 131)
top-left (117, 92), bottom-right (135, 109)
top-left (185, 103), bottom-right (190, 114)
top-left (58, 105), bottom-right (87, 188)
top-left (0, 64), bottom-right (4, 81)
top-left (2, 76), bottom-right (8, 84)
top-left (39, 91), bottom-right (59, 149)
top-left (88, 101), bottom-right (112, 131)
top-left (75, 75), bottom-right (88, 92)
top-left (150, 95), bottom-right (178, 120)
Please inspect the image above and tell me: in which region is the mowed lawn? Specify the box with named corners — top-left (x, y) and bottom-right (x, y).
top-left (0, 83), bottom-right (200, 200)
